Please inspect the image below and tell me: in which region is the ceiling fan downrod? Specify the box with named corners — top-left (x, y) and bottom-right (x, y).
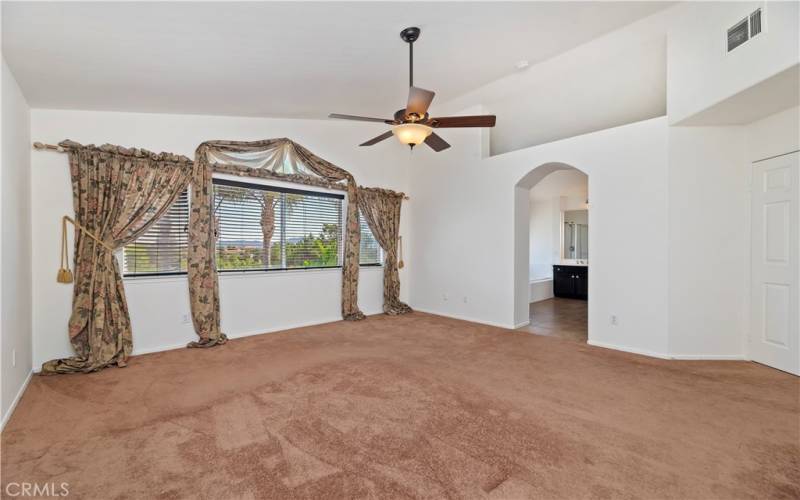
top-left (400, 27), bottom-right (420, 88)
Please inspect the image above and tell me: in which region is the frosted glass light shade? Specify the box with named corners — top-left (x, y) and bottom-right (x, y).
top-left (392, 123), bottom-right (433, 146)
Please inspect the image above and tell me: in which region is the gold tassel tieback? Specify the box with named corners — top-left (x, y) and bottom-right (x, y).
top-left (57, 216), bottom-right (73, 283)
top-left (398, 235), bottom-right (405, 269)
top-left (56, 268), bottom-right (73, 284)
top-left (57, 216), bottom-right (113, 284)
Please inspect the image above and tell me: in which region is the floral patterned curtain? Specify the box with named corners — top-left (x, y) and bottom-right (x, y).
top-left (186, 139), bottom-right (364, 348)
top-left (357, 187), bottom-right (412, 315)
top-left (41, 141), bottom-right (193, 373)
top-left (186, 144), bottom-right (227, 348)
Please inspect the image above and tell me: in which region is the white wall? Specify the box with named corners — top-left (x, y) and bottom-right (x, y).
top-left (529, 198), bottom-right (557, 281)
top-left (436, 7), bottom-right (673, 156)
top-left (528, 196), bottom-right (557, 305)
top-left (667, 126), bottom-right (750, 358)
top-left (668, 1), bottom-right (800, 125)
top-left (746, 105), bottom-right (800, 162)
top-left (661, 2), bottom-right (799, 358)
top-left (1, 59), bottom-right (33, 427)
top-left (665, 106), bottom-right (799, 359)
top-left (408, 111), bottom-right (791, 360)
top-left (405, 0), bottom-right (797, 361)
top-left (409, 116), bottom-right (670, 356)
top-left (429, 1), bottom-right (798, 154)
top-left (30, 109), bottom-right (411, 367)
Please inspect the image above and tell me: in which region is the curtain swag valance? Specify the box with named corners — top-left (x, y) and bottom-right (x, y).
top-left (186, 138), bottom-right (365, 351)
top-left (212, 163), bottom-right (347, 192)
top-left (41, 137), bottom-right (411, 374)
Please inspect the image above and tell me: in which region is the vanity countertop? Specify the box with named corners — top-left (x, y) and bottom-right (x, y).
top-left (556, 262), bottom-right (588, 267)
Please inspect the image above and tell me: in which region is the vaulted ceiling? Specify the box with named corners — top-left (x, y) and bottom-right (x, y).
top-left (3, 1), bottom-right (673, 119)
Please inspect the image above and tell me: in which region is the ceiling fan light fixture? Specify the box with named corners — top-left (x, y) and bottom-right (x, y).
top-left (392, 123), bottom-right (433, 146)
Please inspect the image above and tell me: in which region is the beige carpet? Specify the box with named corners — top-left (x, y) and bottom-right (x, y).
top-left (2, 312), bottom-right (798, 499)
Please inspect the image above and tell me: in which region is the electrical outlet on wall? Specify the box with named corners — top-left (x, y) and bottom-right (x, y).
top-left (442, 293), bottom-right (449, 302)
top-left (610, 315), bottom-right (618, 326)
top-left (181, 314), bottom-right (191, 324)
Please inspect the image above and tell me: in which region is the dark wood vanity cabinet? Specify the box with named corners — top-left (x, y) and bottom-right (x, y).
top-left (553, 265), bottom-right (588, 300)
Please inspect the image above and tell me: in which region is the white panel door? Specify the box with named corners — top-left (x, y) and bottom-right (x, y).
top-left (750, 152), bottom-right (799, 375)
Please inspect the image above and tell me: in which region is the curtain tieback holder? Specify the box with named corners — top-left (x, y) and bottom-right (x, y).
top-left (398, 235), bottom-right (405, 269)
top-left (57, 215), bottom-right (113, 284)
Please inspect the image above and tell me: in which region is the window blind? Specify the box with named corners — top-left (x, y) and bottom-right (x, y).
top-left (214, 179), bottom-right (345, 272)
top-left (359, 214), bottom-right (382, 265)
top-left (123, 179), bottom-right (383, 277)
top-left (123, 189), bottom-right (189, 276)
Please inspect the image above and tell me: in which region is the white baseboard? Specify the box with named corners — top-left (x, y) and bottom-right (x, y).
top-left (131, 341), bottom-right (193, 357)
top-left (35, 312), bottom-right (387, 370)
top-left (1, 370), bottom-right (33, 432)
top-left (413, 308), bottom-right (515, 330)
top-left (129, 317), bottom-right (348, 357)
top-left (587, 340), bottom-right (671, 359)
top-left (587, 340), bottom-right (747, 361)
top-left (514, 320), bottom-right (531, 329)
top-left (134, 311), bottom-right (384, 353)
top-left (224, 316), bottom-right (352, 341)
top-left (668, 353), bottom-right (747, 360)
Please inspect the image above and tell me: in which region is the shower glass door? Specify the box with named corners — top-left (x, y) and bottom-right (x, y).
top-left (563, 210), bottom-right (588, 261)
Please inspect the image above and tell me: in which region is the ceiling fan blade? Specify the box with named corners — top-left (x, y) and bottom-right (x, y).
top-left (359, 130), bottom-right (394, 146)
top-left (329, 113), bottom-right (395, 124)
top-left (428, 115), bottom-right (496, 128)
top-left (406, 86), bottom-right (436, 117)
top-left (424, 132), bottom-right (451, 152)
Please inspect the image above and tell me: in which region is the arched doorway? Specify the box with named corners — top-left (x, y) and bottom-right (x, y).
top-left (513, 162), bottom-right (590, 340)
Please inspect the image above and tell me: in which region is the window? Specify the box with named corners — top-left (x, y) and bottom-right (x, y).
top-left (122, 179), bottom-right (382, 277)
top-left (359, 213), bottom-right (382, 265)
top-left (214, 179), bottom-right (344, 272)
top-left (123, 189), bottom-right (189, 276)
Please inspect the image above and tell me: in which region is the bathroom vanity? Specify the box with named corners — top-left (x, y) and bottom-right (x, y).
top-left (553, 264), bottom-right (588, 300)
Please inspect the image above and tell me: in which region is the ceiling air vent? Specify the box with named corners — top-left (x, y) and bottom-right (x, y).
top-left (750, 8), bottom-right (762, 37)
top-left (728, 7), bottom-right (764, 52)
top-left (727, 18), bottom-right (749, 51)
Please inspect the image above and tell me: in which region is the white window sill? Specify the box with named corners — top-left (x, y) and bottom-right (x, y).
top-left (219, 267), bottom-right (343, 280)
top-left (123, 265), bottom-right (383, 283)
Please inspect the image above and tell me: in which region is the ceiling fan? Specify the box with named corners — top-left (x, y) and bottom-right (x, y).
top-left (329, 27), bottom-right (496, 152)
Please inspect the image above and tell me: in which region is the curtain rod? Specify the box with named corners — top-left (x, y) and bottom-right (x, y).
top-left (33, 141), bottom-right (410, 200)
top-left (33, 142), bottom-right (66, 152)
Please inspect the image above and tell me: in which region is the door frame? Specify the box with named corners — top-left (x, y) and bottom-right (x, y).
top-left (747, 149), bottom-right (800, 374)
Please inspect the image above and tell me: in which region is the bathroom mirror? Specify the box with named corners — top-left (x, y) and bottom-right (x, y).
top-left (562, 210), bottom-right (588, 261)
